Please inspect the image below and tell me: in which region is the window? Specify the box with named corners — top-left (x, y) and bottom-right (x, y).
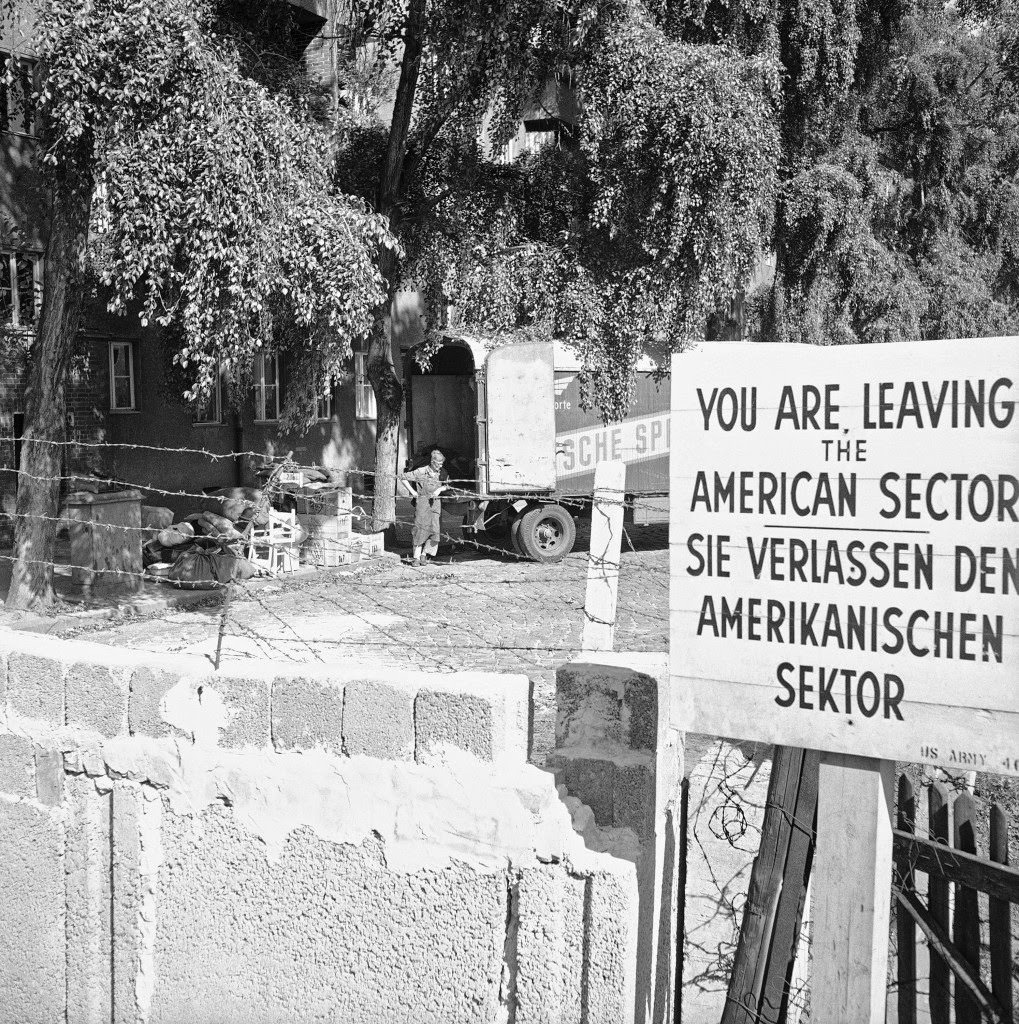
top-left (253, 352), bottom-right (281, 422)
top-left (316, 385), bottom-right (333, 421)
top-left (109, 341), bottom-right (136, 412)
top-left (193, 365), bottom-right (223, 425)
top-left (0, 53), bottom-right (36, 137)
top-left (354, 352), bottom-right (376, 420)
top-left (0, 251), bottom-right (42, 330)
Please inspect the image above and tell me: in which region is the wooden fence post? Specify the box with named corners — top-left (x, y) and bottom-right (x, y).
top-left (953, 793), bottom-right (981, 1024)
top-left (811, 753), bottom-right (895, 1024)
top-left (721, 746), bottom-right (805, 1024)
top-left (582, 459), bottom-right (625, 652)
top-left (988, 804), bottom-right (1014, 1023)
top-left (928, 782), bottom-right (952, 1024)
top-left (758, 750), bottom-right (818, 1023)
top-left (895, 775), bottom-right (917, 1024)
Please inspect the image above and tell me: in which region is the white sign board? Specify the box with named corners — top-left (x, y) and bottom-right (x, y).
top-left (670, 338), bottom-right (1019, 777)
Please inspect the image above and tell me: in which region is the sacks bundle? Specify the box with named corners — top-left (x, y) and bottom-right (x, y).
top-left (145, 507), bottom-right (258, 587)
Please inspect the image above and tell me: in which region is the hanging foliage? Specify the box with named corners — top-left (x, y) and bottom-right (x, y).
top-left (748, 0), bottom-right (1019, 343)
top-left (20, 0), bottom-right (396, 424)
top-left (345, 1), bottom-right (781, 421)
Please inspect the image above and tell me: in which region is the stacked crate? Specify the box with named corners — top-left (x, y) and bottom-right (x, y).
top-left (296, 487), bottom-right (356, 567)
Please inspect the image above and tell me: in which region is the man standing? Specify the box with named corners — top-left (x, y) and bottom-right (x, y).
top-left (399, 449), bottom-right (449, 565)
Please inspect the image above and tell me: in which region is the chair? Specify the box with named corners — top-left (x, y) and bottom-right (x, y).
top-left (244, 509), bottom-right (302, 574)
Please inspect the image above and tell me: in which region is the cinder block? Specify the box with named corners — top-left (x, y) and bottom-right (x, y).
top-left (206, 674), bottom-right (271, 748)
top-left (66, 662), bottom-right (128, 738)
top-left (555, 666), bottom-right (623, 749)
top-left (342, 680), bottom-right (414, 760)
top-left (33, 746), bottom-right (64, 807)
top-left (415, 690), bottom-right (494, 761)
top-left (624, 679), bottom-right (658, 752)
top-left (129, 666), bottom-right (183, 738)
top-left (0, 800), bottom-right (67, 1022)
top-left (111, 784), bottom-right (143, 1024)
top-left (612, 763), bottom-right (655, 841)
top-left (555, 663), bottom-right (658, 752)
top-left (516, 866), bottom-right (586, 1024)
top-left (66, 777), bottom-right (113, 1023)
top-left (0, 733), bottom-right (36, 798)
top-left (6, 651), bottom-right (63, 723)
top-left (271, 676), bottom-right (343, 753)
top-left (547, 754), bottom-right (614, 826)
top-left (584, 867), bottom-right (639, 1024)
top-left (149, 814), bottom-right (507, 1023)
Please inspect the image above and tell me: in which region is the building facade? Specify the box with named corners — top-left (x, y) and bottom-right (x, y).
top-left (0, 0), bottom-right (425, 531)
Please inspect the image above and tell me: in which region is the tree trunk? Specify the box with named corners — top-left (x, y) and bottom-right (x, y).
top-left (367, 253), bottom-right (405, 533)
top-left (6, 168), bottom-right (92, 611)
top-left (369, 0), bottom-right (425, 533)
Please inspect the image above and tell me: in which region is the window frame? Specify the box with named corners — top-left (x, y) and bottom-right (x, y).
top-left (253, 351), bottom-right (281, 423)
top-left (316, 385), bottom-right (334, 422)
top-left (0, 250), bottom-right (43, 330)
top-left (192, 364), bottom-right (224, 426)
top-left (108, 340), bottom-right (137, 413)
top-left (354, 351), bottom-right (376, 421)
top-left (0, 52), bottom-right (37, 138)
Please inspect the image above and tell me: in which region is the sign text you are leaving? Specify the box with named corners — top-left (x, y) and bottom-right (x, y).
top-left (670, 338), bottom-right (1019, 777)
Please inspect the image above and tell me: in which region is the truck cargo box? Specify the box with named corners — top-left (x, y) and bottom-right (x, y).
top-left (553, 368), bottom-right (670, 498)
top-left (405, 335), bottom-right (671, 529)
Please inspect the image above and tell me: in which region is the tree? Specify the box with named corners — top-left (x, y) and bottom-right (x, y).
top-left (729, 0), bottom-right (1019, 344)
top-left (333, 0), bottom-right (780, 529)
top-left (2, 0), bottom-right (394, 610)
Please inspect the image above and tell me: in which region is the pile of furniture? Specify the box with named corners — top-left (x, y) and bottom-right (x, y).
top-left (140, 468), bottom-right (387, 584)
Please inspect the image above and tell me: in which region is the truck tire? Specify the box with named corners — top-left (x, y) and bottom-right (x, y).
top-left (516, 505), bottom-right (576, 562)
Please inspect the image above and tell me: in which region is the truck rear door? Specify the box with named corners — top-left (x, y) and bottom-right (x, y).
top-left (484, 342), bottom-right (556, 493)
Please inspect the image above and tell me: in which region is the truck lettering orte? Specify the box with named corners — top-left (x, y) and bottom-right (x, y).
top-left (403, 337), bottom-right (670, 561)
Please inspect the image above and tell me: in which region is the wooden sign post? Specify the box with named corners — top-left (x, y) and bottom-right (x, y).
top-left (669, 337), bottom-right (1019, 1019)
top-left (812, 753), bottom-right (895, 1022)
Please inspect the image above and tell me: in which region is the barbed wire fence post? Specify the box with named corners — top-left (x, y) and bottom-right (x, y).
top-left (581, 459), bottom-right (626, 652)
top-left (213, 451), bottom-right (294, 670)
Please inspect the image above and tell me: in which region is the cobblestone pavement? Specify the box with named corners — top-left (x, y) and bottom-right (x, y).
top-left (57, 520), bottom-right (669, 761)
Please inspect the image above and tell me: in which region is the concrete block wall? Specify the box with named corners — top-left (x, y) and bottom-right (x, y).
top-left (0, 630), bottom-right (645, 1024)
top-left (545, 660), bottom-right (783, 1024)
top-left (547, 653), bottom-right (683, 1024)
top-left (0, 631), bottom-right (530, 763)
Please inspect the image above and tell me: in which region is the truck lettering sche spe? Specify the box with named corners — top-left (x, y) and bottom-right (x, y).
top-left (402, 337), bottom-right (671, 561)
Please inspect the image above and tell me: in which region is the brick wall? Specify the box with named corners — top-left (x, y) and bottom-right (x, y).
top-left (0, 334), bottom-right (112, 546)
top-left (65, 337), bottom-right (109, 477)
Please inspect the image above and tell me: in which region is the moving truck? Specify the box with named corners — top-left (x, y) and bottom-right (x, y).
top-left (403, 336), bottom-right (670, 561)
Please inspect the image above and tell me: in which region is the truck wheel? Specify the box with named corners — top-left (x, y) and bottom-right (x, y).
top-left (517, 505), bottom-right (576, 562)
